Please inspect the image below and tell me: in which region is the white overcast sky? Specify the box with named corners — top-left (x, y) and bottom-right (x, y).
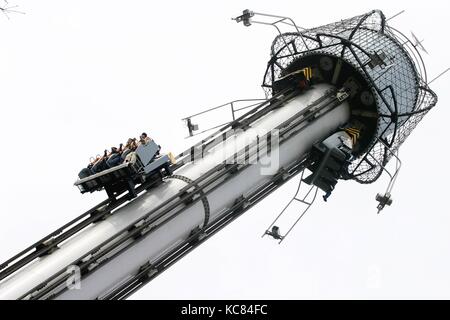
top-left (0, 0), bottom-right (449, 299)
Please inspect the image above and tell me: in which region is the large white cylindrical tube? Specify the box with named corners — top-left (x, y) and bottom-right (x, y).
top-left (0, 84), bottom-right (350, 299)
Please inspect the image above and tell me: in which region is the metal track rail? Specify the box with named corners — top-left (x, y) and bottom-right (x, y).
top-left (0, 179), bottom-right (160, 282)
top-left (21, 87), bottom-right (346, 300)
top-left (0, 88), bottom-right (295, 285)
top-left (102, 156), bottom-right (308, 300)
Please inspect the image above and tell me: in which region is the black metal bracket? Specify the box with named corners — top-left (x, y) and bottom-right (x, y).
top-left (233, 9), bottom-right (254, 27)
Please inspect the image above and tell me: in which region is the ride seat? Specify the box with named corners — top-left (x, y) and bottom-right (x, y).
top-left (135, 140), bottom-right (160, 167)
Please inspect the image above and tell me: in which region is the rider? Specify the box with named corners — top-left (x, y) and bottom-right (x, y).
top-left (90, 149), bottom-right (110, 174)
top-left (138, 132), bottom-right (152, 146)
top-left (106, 145), bottom-right (123, 168)
top-left (121, 138), bottom-right (138, 161)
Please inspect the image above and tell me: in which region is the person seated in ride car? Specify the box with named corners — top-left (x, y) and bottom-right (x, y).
top-left (121, 138), bottom-right (138, 161)
top-left (106, 145), bottom-right (123, 168)
top-left (138, 132), bottom-right (152, 146)
top-left (90, 149), bottom-right (110, 173)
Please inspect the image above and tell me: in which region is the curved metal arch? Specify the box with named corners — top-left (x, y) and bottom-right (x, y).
top-left (167, 175), bottom-right (210, 230)
top-left (341, 10), bottom-right (386, 58)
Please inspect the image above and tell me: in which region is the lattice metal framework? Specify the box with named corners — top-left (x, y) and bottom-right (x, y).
top-left (262, 10), bottom-right (437, 183)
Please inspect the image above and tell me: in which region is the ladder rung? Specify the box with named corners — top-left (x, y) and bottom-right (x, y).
top-left (293, 198), bottom-right (312, 205)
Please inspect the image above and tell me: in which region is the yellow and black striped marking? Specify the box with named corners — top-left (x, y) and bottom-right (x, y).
top-left (301, 67), bottom-right (313, 80)
top-left (345, 127), bottom-right (360, 145)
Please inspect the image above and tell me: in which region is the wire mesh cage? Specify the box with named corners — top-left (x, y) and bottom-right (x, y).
top-left (261, 10), bottom-right (437, 183)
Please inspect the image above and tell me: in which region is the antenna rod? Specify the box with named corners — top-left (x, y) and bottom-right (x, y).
top-left (428, 68), bottom-right (450, 85)
top-left (387, 10), bottom-right (405, 21)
